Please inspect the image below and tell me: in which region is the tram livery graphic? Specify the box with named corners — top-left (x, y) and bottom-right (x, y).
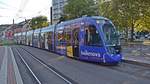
top-left (14, 16), bottom-right (122, 64)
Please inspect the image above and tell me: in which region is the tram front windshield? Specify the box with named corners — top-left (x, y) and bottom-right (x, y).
top-left (102, 22), bottom-right (119, 46)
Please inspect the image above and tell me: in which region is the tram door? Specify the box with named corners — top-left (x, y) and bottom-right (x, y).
top-left (65, 26), bottom-right (73, 57)
top-left (40, 33), bottom-right (45, 49)
top-left (65, 24), bottom-right (80, 58)
top-left (46, 32), bottom-right (53, 51)
top-left (72, 28), bottom-right (80, 58)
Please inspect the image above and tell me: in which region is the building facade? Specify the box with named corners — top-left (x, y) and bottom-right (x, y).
top-left (52, 0), bottom-right (100, 24)
top-left (52, 0), bottom-right (68, 24)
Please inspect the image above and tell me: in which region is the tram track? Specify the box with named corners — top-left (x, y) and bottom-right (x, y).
top-left (14, 46), bottom-right (77, 84)
top-left (14, 48), bottom-right (42, 84)
top-left (11, 47), bottom-right (38, 84)
top-left (19, 46), bottom-right (150, 80)
top-left (14, 45), bottom-right (150, 84)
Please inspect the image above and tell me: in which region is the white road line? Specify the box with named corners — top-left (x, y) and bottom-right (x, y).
top-left (10, 47), bottom-right (24, 84)
top-left (26, 49), bottom-right (73, 84)
top-left (15, 48), bottom-right (42, 84)
top-left (0, 46), bottom-right (8, 84)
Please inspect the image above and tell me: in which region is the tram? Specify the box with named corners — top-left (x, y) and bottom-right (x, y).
top-left (14, 16), bottom-right (122, 64)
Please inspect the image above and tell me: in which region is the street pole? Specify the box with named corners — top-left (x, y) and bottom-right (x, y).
top-left (50, 7), bottom-right (53, 25)
top-left (12, 19), bottom-right (15, 40)
top-left (13, 19), bottom-right (14, 25)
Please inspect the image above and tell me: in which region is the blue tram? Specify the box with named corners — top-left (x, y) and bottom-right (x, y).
top-left (14, 16), bottom-right (122, 64)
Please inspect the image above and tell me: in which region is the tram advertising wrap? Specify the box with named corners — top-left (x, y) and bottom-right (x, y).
top-left (14, 16), bottom-right (122, 65)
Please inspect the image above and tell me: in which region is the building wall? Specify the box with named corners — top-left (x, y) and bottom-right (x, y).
top-left (52, 0), bottom-right (100, 24)
top-left (52, 0), bottom-right (68, 24)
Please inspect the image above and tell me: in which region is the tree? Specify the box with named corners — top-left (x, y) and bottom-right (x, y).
top-left (63, 0), bottom-right (98, 20)
top-left (99, 0), bottom-right (150, 41)
top-left (30, 16), bottom-right (49, 30)
top-left (135, 16), bottom-right (150, 32)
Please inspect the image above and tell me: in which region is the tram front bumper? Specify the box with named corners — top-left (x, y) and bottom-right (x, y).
top-left (104, 54), bottom-right (122, 64)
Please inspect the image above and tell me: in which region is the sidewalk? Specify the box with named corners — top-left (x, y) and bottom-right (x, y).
top-left (0, 46), bottom-right (23, 84)
top-left (122, 40), bottom-right (150, 66)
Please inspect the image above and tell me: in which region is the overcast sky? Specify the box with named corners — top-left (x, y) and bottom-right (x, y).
top-left (0, 0), bottom-right (52, 25)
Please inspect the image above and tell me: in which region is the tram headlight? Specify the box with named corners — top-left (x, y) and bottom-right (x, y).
top-left (107, 45), bottom-right (121, 55)
top-left (107, 46), bottom-right (116, 55)
top-left (114, 45), bottom-right (121, 54)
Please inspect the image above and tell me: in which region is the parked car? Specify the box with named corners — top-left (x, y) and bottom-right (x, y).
top-left (145, 34), bottom-right (149, 38)
top-left (145, 34), bottom-right (150, 40)
top-left (148, 35), bottom-right (150, 40)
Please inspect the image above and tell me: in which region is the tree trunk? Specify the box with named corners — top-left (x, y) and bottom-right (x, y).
top-left (131, 22), bottom-right (134, 42)
top-left (125, 27), bottom-right (128, 42)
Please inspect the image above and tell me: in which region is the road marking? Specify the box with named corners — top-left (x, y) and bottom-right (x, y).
top-left (0, 46), bottom-right (8, 84)
top-left (25, 51), bottom-right (73, 84)
top-left (10, 47), bottom-right (23, 84)
top-left (20, 47), bottom-right (73, 84)
top-left (15, 48), bottom-right (42, 84)
top-left (0, 46), bottom-right (5, 70)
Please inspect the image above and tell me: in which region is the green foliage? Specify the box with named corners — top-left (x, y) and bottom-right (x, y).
top-left (63, 0), bottom-right (98, 20)
top-left (135, 16), bottom-right (150, 32)
top-left (99, 0), bottom-right (150, 40)
top-left (30, 16), bottom-right (49, 30)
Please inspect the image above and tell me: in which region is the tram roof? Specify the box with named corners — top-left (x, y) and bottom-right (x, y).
top-left (23, 16), bottom-right (110, 33)
top-left (34, 28), bottom-right (41, 33)
top-left (27, 30), bottom-right (33, 34)
top-left (56, 16), bottom-right (109, 26)
top-left (41, 25), bottom-right (55, 33)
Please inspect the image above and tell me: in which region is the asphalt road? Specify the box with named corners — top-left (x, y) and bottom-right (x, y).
top-left (12, 47), bottom-right (37, 84)
top-left (122, 44), bottom-right (150, 64)
top-left (12, 45), bottom-right (150, 84)
top-left (1, 45), bottom-right (150, 84)
top-left (122, 44), bottom-right (150, 56)
top-left (0, 46), bottom-right (5, 69)
top-left (12, 47), bottom-right (68, 84)
top-left (0, 46), bottom-right (23, 84)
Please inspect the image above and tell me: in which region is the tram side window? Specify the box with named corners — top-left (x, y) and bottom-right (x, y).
top-left (57, 30), bottom-right (65, 44)
top-left (41, 33), bottom-right (45, 42)
top-left (85, 25), bottom-right (102, 46)
top-left (34, 33), bottom-right (38, 39)
top-left (72, 28), bottom-right (79, 45)
top-left (64, 26), bottom-right (72, 46)
top-left (47, 32), bottom-right (53, 45)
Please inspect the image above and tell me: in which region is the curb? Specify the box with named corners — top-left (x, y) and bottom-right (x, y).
top-left (10, 47), bottom-right (23, 84)
top-left (122, 59), bottom-right (150, 67)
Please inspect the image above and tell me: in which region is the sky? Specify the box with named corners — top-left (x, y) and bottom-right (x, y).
top-left (0, 0), bottom-right (52, 25)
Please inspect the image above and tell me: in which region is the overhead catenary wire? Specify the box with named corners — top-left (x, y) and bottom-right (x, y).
top-left (0, 1), bottom-right (17, 9)
top-left (0, 0), bottom-right (51, 24)
top-left (25, 5), bottom-right (50, 18)
top-left (15, 0), bottom-right (29, 18)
